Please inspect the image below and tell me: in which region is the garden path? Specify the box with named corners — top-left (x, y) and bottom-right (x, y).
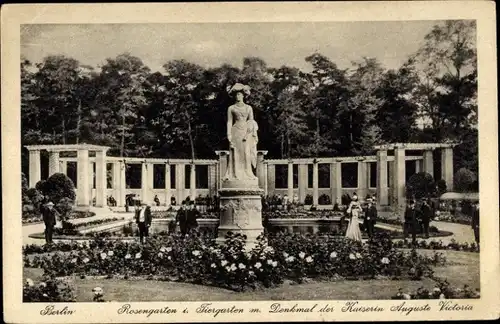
top-left (22, 207), bottom-right (134, 246)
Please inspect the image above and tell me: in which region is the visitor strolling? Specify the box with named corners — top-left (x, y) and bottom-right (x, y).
top-left (404, 200), bottom-right (420, 246)
top-left (363, 197), bottom-right (377, 238)
top-left (41, 201), bottom-right (59, 244)
top-left (345, 194), bottom-right (362, 242)
top-left (135, 203), bottom-right (152, 244)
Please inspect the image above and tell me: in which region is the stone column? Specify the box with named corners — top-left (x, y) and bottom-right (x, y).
top-left (263, 163), bottom-right (268, 196)
top-left (330, 163), bottom-right (342, 205)
top-left (119, 161), bottom-right (126, 207)
top-left (441, 147), bottom-right (454, 190)
top-left (215, 151), bottom-right (229, 190)
top-left (208, 164), bottom-right (217, 197)
top-left (298, 164), bottom-right (308, 204)
top-left (59, 160), bottom-right (67, 175)
top-left (189, 164), bottom-right (196, 200)
top-left (89, 162), bottom-right (94, 205)
top-left (312, 162), bottom-right (319, 205)
top-left (48, 151), bottom-right (60, 177)
top-left (287, 161), bottom-right (294, 199)
top-left (256, 151), bottom-right (268, 191)
top-left (415, 159), bottom-right (421, 173)
top-left (357, 161), bottom-right (368, 200)
top-left (423, 150), bottom-right (434, 178)
top-left (176, 164), bottom-right (185, 202)
top-left (95, 150), bottom-right (107, 207)
top-left (148, 163), bottom-right (155, 203)
top-left (165, 163), bottom-right (171, 206)
top-left (112, 162), bottom-right (120, 204)
top-left (376, 150), bottom-right (389, 206)
top-left (76, 149), bottom-right (89, 207)
top-left (267, 164), bottom-right (276, 195)
top-left (393, 147), bottom-right (406, 212)
top-left (28, 149), bottom-right (41, 188)
top-left (141, 162), bottom-right (149, 204)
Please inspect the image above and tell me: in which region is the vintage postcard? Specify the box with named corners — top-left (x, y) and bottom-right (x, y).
top-left (2, 1), bottom-right (499, 323)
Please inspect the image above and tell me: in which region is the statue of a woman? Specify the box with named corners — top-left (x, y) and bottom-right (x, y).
top-left (224, 83), bottom-right (258, 181)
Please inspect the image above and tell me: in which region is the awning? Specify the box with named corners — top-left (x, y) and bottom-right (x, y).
top-left (440, 192), bottom-right (479, 201)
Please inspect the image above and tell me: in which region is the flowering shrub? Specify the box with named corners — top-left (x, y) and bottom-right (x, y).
top-left (263, 210), bottom-right (344, 219)
top-left (433, 211), bottom-right (471, 225)
top-left (25, 231), bottom-right (445, 291)
top-left (52, 217), bottom-right (125, 236)
top-left (23, 277), bottom-right (75, 302)
top-left (391, 278), bottom-right (480, 300)
top-left (393, 239), bottom-right (479, 253)
top-left (22, 210), bottom-right (96, 225)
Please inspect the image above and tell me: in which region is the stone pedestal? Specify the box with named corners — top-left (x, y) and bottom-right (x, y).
top-left (217, 179), bottom-right (264, 249)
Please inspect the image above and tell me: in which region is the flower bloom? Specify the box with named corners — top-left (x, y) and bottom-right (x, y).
top-left (92, 287), bottom-right (103, 295)
top-left (439, 294), bottom-right (446, 299)
top-left (305, 256), bottom-right (313, 263)
top-left (355, 253), bottom-right (362, 259)
top-left (329, 252), bottom-right (337, 259)
top-left (221, 260), bottom-right (228, 266)
top-left (167, 256), bottom-right (172, 260)
top-left (433, 287), bottom-right (441, 293)
top-left (166, 247), bottom-right (172, 252)
top-left (286, 256), bottom-right (295, 262)
top-left (39, 282), bottom-right (47, 288)
top-left (249, 270), bottom-right (255, 276)
top-left (125, 254), bottom-right (131, 259)
top-left (272, 261), bottom-right (278, 267)
top-left (225, 266), bottom-right (231, 272)
top-left (192, 250), bottom-right (200, 257)
top-left (158, 252), bottom-right (164, 258)
top-left (349, 253), bottom-right (356, 260)
top-left (211, 263), bottom-right (217, 268)
top-left (135, 252), bottom-right (142, 259)
top-left (160, 246), bottom-right (167, 252)
top-left (267, 259), bottom-right (273, 265)
top-left (381, 257), bottom-right (390, 264)
top-left (107, 251), bottom-right (114, 256)
top-left (264, 246), bottom-right (274, 253)
top-left (100, 253), bottom-right (107, 260)
top-left (83, 257), bottom-right (90, 263)
top-left (238, 263), bottom-right (246, 269)
top-left (255, 262), bottom-right (262, 269)
top-left (403, 293), bottom-right (411, 300)
top-left (71, 258), bottom-right (77, 263)
top-left (230, 264), bottom-right (237, 271)
top-left (299, 252), bottom-right (306, 259)
top-left (25, 278), bottom-right (34, 287)
top-left (283, 252), bottom-right (289, 258)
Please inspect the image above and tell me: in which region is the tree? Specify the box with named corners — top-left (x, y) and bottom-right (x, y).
top-left (413, 20), bottom-right (477, 141)
top-left (454, 168), bottom-right (476, 193)
top-left (98, 53), bottom-right (150, 156)
top-left (162, 60), bottom-right (205, 160)
top-left (406, 172), bottom-right (436, 199)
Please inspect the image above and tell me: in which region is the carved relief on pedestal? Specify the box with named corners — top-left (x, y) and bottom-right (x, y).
top-left (219, 197), bottom-right (262, 229)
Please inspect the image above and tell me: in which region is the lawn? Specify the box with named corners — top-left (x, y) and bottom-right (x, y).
top-left (23, 250), bottom-right (479, 302)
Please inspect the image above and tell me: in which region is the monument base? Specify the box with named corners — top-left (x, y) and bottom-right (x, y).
top-left (217, 184), bottom-right (264, 250)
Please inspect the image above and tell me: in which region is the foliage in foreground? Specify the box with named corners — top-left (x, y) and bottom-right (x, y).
top-left (23, 277), bottom-right (75, 302)
top-left (392, 278), bottom-right (480, 300)
top-left (24, 232), bottom-right (446, 291)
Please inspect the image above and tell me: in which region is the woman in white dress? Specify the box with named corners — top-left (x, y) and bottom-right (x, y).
top-left (345, 195), bottom-right (363, 241)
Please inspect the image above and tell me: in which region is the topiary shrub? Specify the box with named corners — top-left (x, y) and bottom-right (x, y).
top-left (304, 194), bottom-right (313, 205)
top-left (406, 172), bottom-right (435, 200)
top-left (436, 179), bottom-right (447, 196)
top-left (318, 194), bottom-right (331, 205)
top-left (42, 173), bottom-right (76, 205)
top-left (454, 168), bottom-right (477, 193)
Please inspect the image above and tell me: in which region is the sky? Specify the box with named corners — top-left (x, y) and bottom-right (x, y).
top-left (21, 21), bottom-right (443, 72)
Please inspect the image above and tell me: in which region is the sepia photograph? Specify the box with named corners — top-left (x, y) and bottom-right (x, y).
top-left (2, 2), bottom-right (498, 323)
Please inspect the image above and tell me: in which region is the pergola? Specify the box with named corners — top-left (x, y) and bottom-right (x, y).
top-left (25, 144), bottom-right (109, 207)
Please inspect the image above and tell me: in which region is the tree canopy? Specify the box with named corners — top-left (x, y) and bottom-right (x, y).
top-left (22, 21), bottom-right (478, 176)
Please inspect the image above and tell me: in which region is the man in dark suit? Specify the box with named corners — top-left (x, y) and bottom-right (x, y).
top-left (176, 200), bottom-right (188, 235)
top-left (404, 200), bottom-right (420, 246)
top-left (135, 203), bottom-right (152, 244)
top-left (471, 201), bottom-right (480, 245)
top-left (363, 197), bottom-right (378, 238)
top-left (420, 199), bottom-right (433, 238)
top-left (41, 201), bottom-right (59, 244)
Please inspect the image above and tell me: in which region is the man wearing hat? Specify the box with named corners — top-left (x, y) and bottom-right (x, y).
top-left (135, 202), bottom-right (152, 244)
top-left (363, 197), bottom-right (378, 238)
top-left (420, 198), bottom-right (433, 239)
top-left (176, 200), bottom-right (188, 235)
top-left (404, 200), bottom-right (420, 246)
top-left (41, 201), bottom-right (59, 244)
